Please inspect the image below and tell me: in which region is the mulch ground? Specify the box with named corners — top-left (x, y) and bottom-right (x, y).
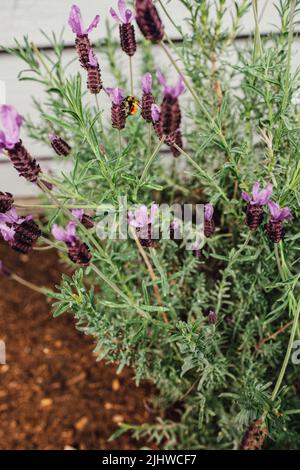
top-left (0, 242), bottom-right (155, 450)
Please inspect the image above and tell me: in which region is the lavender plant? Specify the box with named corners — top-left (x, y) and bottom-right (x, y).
top-left (1, 0), bottom-right (300, 450)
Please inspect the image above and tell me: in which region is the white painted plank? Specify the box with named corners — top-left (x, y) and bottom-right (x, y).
top-left (0, 1), bottom-right (296, 50)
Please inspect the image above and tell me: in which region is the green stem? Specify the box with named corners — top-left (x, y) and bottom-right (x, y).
top-left (173, 143), bottom-right (229, 203)
top-left (138, 136), bottom-right (165, 187)
top-left (271, 298), bottom-right (300, 401)
top-left (90, 263), bottom-right (148, 319)
top-left (129, 56), bottom-right (134, 95)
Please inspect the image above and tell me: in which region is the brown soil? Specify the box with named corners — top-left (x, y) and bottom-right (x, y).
top-left (0, 242), bottom-right (155, 450)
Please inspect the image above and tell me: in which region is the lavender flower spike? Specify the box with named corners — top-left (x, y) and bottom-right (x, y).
top-left (265, 201), bottom-right (292, 243)
top-left (52, 221), bottom-right (91, 266)
top-left (241, 181), bottom-right (273, 231)
top-left (204, 203), bottom-right (215, 238)
top-left (110, 1), bottom-right (136, 57)
top-left (72, 208), bottom-right (94, 229)
top-left (68, 5), bottom-right (100, 36)
top-left (0, 105), bottom-right (23, 151)
top-left (157, 70), bottom-right (184, 137)
top-left (141, 73), bottom-right (155, 122)
top-left (106, 88), bottom-right (127, 130)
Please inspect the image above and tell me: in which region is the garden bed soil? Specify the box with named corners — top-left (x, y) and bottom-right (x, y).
top-left (0, 242), bottom-right (154, 450)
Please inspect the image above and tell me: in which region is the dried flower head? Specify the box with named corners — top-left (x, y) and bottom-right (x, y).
top-left (110, 1), bottom-right (136, 57)
top-left (135, 0), bottom-right (164, 42)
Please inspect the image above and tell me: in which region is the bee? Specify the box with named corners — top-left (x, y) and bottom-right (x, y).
top-left (123, 95), bottom-right (141, 117)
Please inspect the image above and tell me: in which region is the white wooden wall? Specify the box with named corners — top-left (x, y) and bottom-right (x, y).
top-left (0, 1), bottom-right (299, 197)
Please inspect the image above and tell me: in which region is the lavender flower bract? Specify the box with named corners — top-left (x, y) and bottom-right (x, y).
top-left (52, 221), bottom-right (92, 266)
top-left (128, 204), bottom-right (158, 247)
top-left (141, 73), bottom-right (155, 122)
top-left (49, 134), bottom-right (71, 157)
top-left (106, 87), bottom-right (127, 130)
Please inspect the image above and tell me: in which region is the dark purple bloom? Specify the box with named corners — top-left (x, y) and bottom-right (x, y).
top-left (141, 73), bottom-right (155, 122)
top-left (157, 70), bottom-right (184, 136)
top-left (135, 0), bottom-right (165, 42)
top-left (106, 88), bottom-right (127, 130)
top-left (0, 207), bottom-right (40, 253)
top-left (0, 192), bottom-right (14, 213)
top-left (72, 209), bottom-right (94, 229)
top-left (204, 203), bottom-right (215, 238)
top-left (49, 133), bottom-right (71, 157)
top-left (86, 50), bottom-right (103, 94)
top-left (242, 182), bottom-right (273, 231)
top-left (52, 221), bottom-right (91, 266)
top-left (110, 2), bottom-right (136, 57)
top-left (0, 105), bottom-right (23, 151)
top-left (68, 5), bottom-right (100, 37)
top-left (208, 310), bottom-right (217, 325)
top-left (151, 104), bottom-right (163, 138)
top-left (265, 201), bottom-right (293, 243)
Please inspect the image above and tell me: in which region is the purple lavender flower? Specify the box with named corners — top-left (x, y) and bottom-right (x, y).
top-left (68, 5), bottom-right (100, 37)
top-left (52, 221), bottom-right (91, 266)
top-left (72, 208), bottom-right (94, 229)
top-left (86, 50), bottom-right (103, 94)
top-left (157, 70), bottom-right (185, 100)
top-left (0, 105), bottom-right (23, 151)
top-left (241, 182), bottom-right (273, 206)
top-left (265, 201), bottom-right (293, 243)
top-left (69, 5), bottom-right (100, 70)
top-left (135, 0), bottom-right (165, 42)
top-left (0, 207), bottom-right (40, 253)
top-left (204, 203), bottom-right (215, 238)
top-left (141, 73), bottom-right (155, 122)
top-left (106, 87), bottom-right (127, 129)
top-left (110, 1), bottom-right (136, 57)
top-left (241, 182), bottom-right (273, 231)
top-left (208, 310), bottom-right (217, 325)
top-left (52, 221), bottom-right (77, 244)
top-left (157, 70), bottom-right (184, 137)
top-left (268, 201), bottom-right (292, 222)
top-left (151, 104), bottom-right (163, 139)
top-left (48, 133), bottom-right (71, 157)
top-left (128, 204), bottom-right (158, 247)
